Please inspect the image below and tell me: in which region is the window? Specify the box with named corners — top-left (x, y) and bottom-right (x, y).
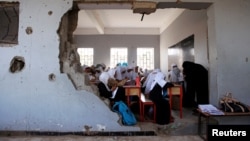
top-left (77, 48), bottom-right (93, 66)
top-left (137, 48), bottom-right (154, 70)
top-left (110, 48), bottom-right (127, 68)
top-left (0, 2), bottom-right (19, 45)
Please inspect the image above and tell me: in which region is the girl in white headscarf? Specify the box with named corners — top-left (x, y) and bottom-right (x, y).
top-left (169, 63), bottom-right (183, 84)
top-left (142, 68), bottom-right (161, 95)
top-left (98, 72), bottom-right (111, 92)
top-left (113, 66), bottom-right (128, 86)
top-left (114, 66), bottom-right (124, 81)
top-left (107, 68), bottom-right (116, 79)
top-left (145, 70), bottom-right (173, 125)
top-left (97, 71), bottom-right (126, 107)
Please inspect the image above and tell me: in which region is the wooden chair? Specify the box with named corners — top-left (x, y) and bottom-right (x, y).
top-left (140, 94), bottom-right (156, 123)
top-left (168, 85), bottom-right (183, 118)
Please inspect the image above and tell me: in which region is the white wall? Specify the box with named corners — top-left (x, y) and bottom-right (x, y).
top-left (207, 0), bottom-right (250, 106)
top-left (0, 0), bottom-right (139, 132)
top-left (74, 35), bottom-right (160, 69)
top-left (160, 9), bottom-right (208, 75)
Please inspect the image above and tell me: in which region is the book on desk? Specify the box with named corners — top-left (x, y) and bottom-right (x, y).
top-left (198, 104), bottom-right (224, 115)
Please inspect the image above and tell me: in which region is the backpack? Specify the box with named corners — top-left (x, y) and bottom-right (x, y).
top-left (112, 101), bottom-right (137, 126)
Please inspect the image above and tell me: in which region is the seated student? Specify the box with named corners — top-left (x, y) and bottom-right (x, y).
top-left (168, 63), bottom-right (183, 85)
top-left (124, 66), bottom-right (135, 85)
top-left (107, 78), bottom-right (126, 106)
top-left (111, 66), bottom-right (128, 86)
top-left (142, 69), bottom-right (160, 97)
top-left (143, 69), bottom-right (173, 125)
top-left (97, 72), bottom-right (126, 107)
top-left (97, 72), bottom-right (113, 106)
top-left (83, 65), bottom-right (97, 85)
top-left (124, 66), bottom-right (141, 86)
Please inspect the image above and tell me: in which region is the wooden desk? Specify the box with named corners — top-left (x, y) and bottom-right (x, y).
top-left (168, 85), bottom-right (183, 118)
top-left (124, 85), bottom-right (141, 103)
top-left (123, 85), bottom-right (142, 121)
top-left (197, 108), bottom-right (250, 141)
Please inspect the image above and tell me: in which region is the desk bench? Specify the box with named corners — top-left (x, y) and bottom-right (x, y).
top-left (197, 108), bottom-right (250, 141)
top-left (140, 94), bottom-right (156, 123)
top-left (124, 85), bottom-right (142, 121)
top-left (168, 85), bottom-right (183, 118)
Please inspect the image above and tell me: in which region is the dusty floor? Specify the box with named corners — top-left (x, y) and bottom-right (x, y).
top-left (0, 108), bottom-right (205, 141)
top-left (0, 135), bottom-right (203, 141)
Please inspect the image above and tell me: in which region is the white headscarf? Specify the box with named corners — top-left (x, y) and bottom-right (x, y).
top-left (114, 66), bottom-right (127, 81)
top-left (107, 68), bottom-right (116, 79)
top-left (99, 72), bottom-right (111, 91)
top-left (131, 66), bottom-right (139, 80)
top-left (143, 69), bottom-right (161, 95)
top-left (171, 63), bottom-right (177, 68)
top-left (96, 65), bottom-right (104, 72)
top-left (169, 63), bottom-right (181, 83)
top-left (125, 66), bottom-right (134, 80)
top-left (150, 71), bottom-right (167, 91)
top-left (95, 66), bottom-right (104, 79)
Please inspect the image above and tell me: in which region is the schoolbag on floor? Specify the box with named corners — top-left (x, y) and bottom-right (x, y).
top-left (112, 101), bottom-right (137, 126)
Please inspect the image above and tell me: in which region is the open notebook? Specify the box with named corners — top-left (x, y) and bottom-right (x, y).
top-left (198, 104), bottom-right (224, 115)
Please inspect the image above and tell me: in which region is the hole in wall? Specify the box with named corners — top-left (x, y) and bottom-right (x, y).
top-left (9, 56), bottom-right (25, 73)
top-left (48, 10), bottom-right (53, 15)
top-left (26, 27), bottom-right (33, 35)
top-left (49, 73), bottom-right (56, 81)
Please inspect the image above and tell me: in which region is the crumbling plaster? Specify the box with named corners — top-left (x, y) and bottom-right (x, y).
top-left (58, 4), bottom-right (87, 91)
top-left (57, 2), bottom-right (98, 92)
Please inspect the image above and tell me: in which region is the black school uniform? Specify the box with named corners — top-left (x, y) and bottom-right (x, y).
top-left (149, 83), bottom-right (171, 125)
top-left (98, 82), bottom-right (126, 107)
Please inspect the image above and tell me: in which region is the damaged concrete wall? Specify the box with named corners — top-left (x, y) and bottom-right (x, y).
top-left (57, 3), bottom-right (90, 91)
top-left (0, 0), bottom-right (139, 132)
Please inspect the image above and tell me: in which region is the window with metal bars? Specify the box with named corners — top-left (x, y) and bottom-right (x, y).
top-left (77, 48), bottom-right (94, 66)
top-left (110, 48), bottom-right (127, 68)
top-left (137, 48), bottom-right (154, 70)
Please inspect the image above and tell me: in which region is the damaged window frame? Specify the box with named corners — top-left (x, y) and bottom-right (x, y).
top-left (0, 2), bottom-right (19, 46)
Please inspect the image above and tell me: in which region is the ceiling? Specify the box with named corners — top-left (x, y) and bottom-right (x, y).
top-left (73, 1), bottom-right (211, 35)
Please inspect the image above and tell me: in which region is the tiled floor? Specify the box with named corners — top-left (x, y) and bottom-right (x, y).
top-left (0, 107), bottom-right (204, 141)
